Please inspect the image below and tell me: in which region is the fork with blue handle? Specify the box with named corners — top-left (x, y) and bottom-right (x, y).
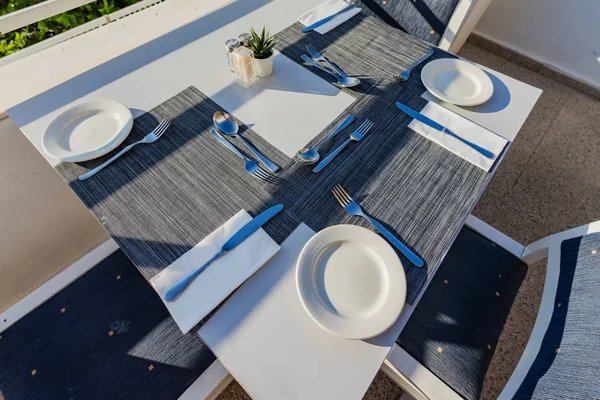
top-left (332, 184), bottom-right (425, 268)
top-left (210, 129), bottom-right (283, 184)
top-left (79, 119), bottom-right (170, 181)
top-left (313, 120), bottom-right (373, 173)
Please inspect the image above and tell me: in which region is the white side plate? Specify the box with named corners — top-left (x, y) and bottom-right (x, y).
top-left (42, 100), bottom-right (133, 162)
top-left (422, 58), bottom-right (494, 106)
top-left (296, 225), bottom-right (407, 340)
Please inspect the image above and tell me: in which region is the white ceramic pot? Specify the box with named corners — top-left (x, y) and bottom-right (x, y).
top-left (254, 53), bottom-right (274, 77)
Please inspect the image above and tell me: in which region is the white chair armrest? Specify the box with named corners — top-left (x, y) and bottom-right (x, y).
top-left (522, 220), bottom-right (600, 264)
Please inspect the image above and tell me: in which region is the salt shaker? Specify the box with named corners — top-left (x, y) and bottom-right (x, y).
top-left (232, 46), bottom-right (258, 87)
top-left (225, 39), bottom-right (241, 72)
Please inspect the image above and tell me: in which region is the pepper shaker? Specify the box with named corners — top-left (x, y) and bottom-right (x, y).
top-left (238, 33), bottom-right (252, 48)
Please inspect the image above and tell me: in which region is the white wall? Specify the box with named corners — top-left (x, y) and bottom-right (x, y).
top-left (474, 0), bottom-right (600, 88)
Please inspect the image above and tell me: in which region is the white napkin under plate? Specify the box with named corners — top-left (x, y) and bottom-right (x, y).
top-left (408, 102), bottom-right (508, 171)
top-left (150, 209), bottom-right (280, 333)
top-left (298, 0), bottom-right (362, 34)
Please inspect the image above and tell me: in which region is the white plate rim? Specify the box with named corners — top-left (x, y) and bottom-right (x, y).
top-left (421, 58), bottom-right (494, 106)
top-left (42, 99), bottom-right (133, 162)
top-left (296, 224), bottom-right (407, 340)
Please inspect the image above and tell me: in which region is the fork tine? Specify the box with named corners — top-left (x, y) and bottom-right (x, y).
top-left (359, 120), bottom-right (373, 134)
top-left (332, 185), bottom-right (349, 206)
top-left (335, 186), bottom-right (349, 206)
top-left (259, 170), bottom-right (282, 184)
top-left (155, 118), bottom-right (169, 133)
top-left (158, 119), bottom-right (171, 134)
top-left (153, 119), bottom-right (170, 138)
top-left (332, 187), bottom-right (346, 207)
top-left (268, 173), bottom-right (285, 184)
top-left (252, 169), bottom-right (268, 182)
top-left (337, 185), bottom-right (353, 203)
top-left (353, 120), bottom-right (369, 133)
top-left (254, 166), bottom-right (284, 184)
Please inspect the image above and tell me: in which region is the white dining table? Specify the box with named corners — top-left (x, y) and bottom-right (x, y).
top-left (0, 0), bottom-right (542, 398)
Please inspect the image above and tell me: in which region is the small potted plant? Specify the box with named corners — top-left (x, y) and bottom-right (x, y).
top-left (248, 26), bottom-right (278, 77)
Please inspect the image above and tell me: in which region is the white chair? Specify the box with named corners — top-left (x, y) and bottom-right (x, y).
top-left (355, 0), bottom-right (492, 52)
top-left (383, 216), bottom-right (600, 400)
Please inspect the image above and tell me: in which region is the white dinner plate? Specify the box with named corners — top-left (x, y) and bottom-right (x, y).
top-left (421, 58), bottom-right (494, 106)
top-left (42, 100), bottom-right (133, 162)
top-left (296, 225), bottom-right (407, 339)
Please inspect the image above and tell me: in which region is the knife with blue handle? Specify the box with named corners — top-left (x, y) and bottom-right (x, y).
top-left (301, 4), bottom-right (357, 33)
top-left (395, 102), bottom-right (495, 159)
top-left (164, 204), bottom-right (284, 302)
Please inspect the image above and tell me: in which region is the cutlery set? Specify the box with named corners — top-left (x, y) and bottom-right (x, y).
top-left (164, 203), bottom-right (285, 302)
top-left (295, 115), bottom-right (355, 164)
top-left (302, 44), bottom-right (360, 88)
top-left (210, 129), bottom-right (283, 184)
top-left (312, 119), bottom-right (373, 172)
top-left (395, 102), bottom-right (495, 159)
top-left (211, 111), bottom-right (282, 183)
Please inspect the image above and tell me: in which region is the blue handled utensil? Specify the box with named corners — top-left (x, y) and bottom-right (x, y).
top-left (164, 204), bottom-right (284, 302)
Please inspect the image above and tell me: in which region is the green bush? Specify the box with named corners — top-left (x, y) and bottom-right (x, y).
top-left (0, 0), bottom-right (143, 57)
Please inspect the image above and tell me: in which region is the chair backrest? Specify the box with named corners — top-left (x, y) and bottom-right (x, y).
top-left (356, 0), bottom-right (460, 45)
top-left (499, 225), bottom-right (600, 399)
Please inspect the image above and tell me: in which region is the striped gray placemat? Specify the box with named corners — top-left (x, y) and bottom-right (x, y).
top-left (275, 14), bottom-right (456, 98)
top-left (56, 87), bottom-right (298, 282)
top-left (56, 82), bottom-right (498, 304)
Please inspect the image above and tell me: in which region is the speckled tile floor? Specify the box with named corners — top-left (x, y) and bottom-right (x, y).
top-left (215, 40), bottom-right (600, 400)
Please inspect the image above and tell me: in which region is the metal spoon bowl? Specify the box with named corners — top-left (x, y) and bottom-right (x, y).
top-left (212, 111), bottom-right (280, 173)
top-left (213, 111), bottom-right (239, 136)
top-left (295, 147), bottom-right (320, 164)
top-left (294, 115), bottom-right (355, 165)
top-left (335, 76), bottom-right (361, 88)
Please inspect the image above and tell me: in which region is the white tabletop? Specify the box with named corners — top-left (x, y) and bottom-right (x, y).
top-left (3, 0), bottom-right (354, 166)
top-left (200, 224), bottom-right (411, 400)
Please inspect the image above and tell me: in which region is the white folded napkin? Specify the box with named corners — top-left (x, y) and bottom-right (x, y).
top-left (408, 102), bottom-right (508, 171)
top-left (298, 0), bottom-right (361, 34)
top-left (150, 210), bottom-right (280, 333)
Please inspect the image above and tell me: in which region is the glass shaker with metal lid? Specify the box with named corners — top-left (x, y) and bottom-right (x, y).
top-left (238, 33), bottom-right (252, 48)
top-left (225, 39), bottom-right (241, 72)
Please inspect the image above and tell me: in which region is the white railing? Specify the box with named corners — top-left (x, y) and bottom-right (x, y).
top-left (0, 0), bottom-right (97, 35)
top-left (0, 0), bottom-right (163, 66)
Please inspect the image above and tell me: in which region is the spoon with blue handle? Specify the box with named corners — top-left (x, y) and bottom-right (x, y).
top-left (164, 204), bottom-right (284, 302)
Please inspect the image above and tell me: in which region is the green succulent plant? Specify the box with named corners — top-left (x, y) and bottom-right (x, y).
top-left (248, 26), bottom-right (278, 59)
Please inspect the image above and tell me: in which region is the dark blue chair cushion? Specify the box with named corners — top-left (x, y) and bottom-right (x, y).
top-left (513, 232), bottom-right (600, 399)
top-left (0, 250), bottom-right (215, 400)
top-left (397, 226), bottom-right (528, 400)
top-left (357, 0), bottom-right (460, 45)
